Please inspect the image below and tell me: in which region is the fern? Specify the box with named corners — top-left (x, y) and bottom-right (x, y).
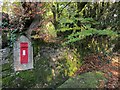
top-left (57, 27), bottom-right (81, 32)
top-left (63, 28), bottom-right (118, 45)
top-left (57, 16), bottom-right (119, 45)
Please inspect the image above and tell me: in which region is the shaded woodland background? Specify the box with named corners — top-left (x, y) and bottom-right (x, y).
top-left (1, 1), bottom-right (120, 89)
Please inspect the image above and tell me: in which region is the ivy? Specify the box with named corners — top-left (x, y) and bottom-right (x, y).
top-left (8, 30), bottom-right (17, 47)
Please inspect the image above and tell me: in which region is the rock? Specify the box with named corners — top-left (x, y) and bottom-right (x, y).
top-left (58, 71), bottom-right (107, 88)
top-left (0, 48), bottom-right (10, 65)
top-left (39, 46), bottom-right (71, 62)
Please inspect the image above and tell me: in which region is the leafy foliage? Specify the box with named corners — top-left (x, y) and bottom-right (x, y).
top-left (1, 2), bottom-right (45, 47)
top-left (57, 15), bottom-right (119, 45)
top-left (63, 28), bottom-right (118, 45)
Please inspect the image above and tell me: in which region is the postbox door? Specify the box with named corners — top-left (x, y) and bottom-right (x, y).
top-left (20, 43), bottom-right (28, 64)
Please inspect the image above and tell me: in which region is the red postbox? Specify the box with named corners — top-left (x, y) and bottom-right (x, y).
top-left (20, 42), bottom-right (28, 64)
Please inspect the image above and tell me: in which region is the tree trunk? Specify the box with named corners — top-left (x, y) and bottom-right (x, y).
top-left (21, 2), bottom-right (41, 40)
top-left (25, 14), bottom-right (40, 40)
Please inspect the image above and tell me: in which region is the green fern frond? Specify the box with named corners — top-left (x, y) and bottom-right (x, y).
top-left (63, 29), bottom-right (118, 45)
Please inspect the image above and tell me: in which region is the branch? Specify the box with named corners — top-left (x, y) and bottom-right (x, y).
top-left (58, 1), bottom-right (71, 17)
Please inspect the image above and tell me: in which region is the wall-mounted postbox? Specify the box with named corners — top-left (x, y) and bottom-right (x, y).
top-left (20, 42), bottom-right (28, 64)
top-left (14, 35), bottom-right (33, 71)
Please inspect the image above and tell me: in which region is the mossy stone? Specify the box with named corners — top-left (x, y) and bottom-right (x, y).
top-left (58, 71), bottom-right (106, 88)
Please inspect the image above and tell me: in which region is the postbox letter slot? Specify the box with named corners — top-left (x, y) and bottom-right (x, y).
top-left (23, 50), bottom-right (26, 56)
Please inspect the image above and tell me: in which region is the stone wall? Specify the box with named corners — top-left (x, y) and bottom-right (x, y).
top-left (0, 47), bottom-right (11, 89)
top-left (0, 48), bottom-right (10, 65)
top-left (0, 31), bottom-right (1, 49)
